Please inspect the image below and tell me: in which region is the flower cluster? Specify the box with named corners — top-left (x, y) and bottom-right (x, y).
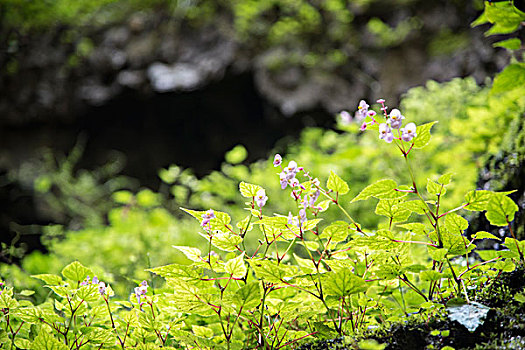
top-left (134, 280), bottom-right (148, 306)
top-left (275, 155), bottom-right (303, 190)
top-left (201, 209), bottom-right (215, 227)
top-left (0, 280), bottom-right (4, 295)
top-left (357, 99), bottom-right (417, 143)
top-left (80, 276), bottom-right (107, 296)
top-left (274, 156), bottom-right (325, 228)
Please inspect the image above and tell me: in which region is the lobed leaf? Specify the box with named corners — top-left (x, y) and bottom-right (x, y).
top-left (239, 181), bottom-right (262, 198)
top-left (412, 121), bottom-right (438, 149)
top-left (323, 270), bottom-right (367, 297)
top-left (61, 261), bottom-right (93, 282)
top-left (320, 221), bottom-right (351, 242)
top-left (326, 171), bottom-right (349, 195)
top-left (225, 253), bottom-right (247, 278)
top-left (485, 193), bottom-right (519, 226)
top-left (351, 179), bottom-right (397, 203)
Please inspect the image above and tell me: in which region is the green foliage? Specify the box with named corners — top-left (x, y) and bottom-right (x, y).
top-left (1, 106), bottom-right (522, 349)
top-left (472, 1), bottom-right (525, 48)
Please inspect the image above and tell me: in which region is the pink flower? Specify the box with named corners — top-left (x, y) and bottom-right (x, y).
top-left (273, 154), bottom-right (282, 167)
top-left (201, 209), bottom-right (215, 227)
top-left (355, 100), bottom-right (369, 120)
top-left (98, 282), bottom-right (107, 296)
top-left (255, 189), bottom-right (268, 207)
top-left (339, 110), bottom-right (353, 124)
top-left (401, 123), bottom-right (417, 142)
top-left (388, 109), bottom-right (405, 129)
top-left (379, 123), bottom-right (394, 143)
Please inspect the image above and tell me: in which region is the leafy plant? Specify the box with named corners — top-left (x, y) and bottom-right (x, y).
top-left (1, 96), bottom-right (522, 349)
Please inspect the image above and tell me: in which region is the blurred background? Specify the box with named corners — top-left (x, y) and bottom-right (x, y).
top-left (0, 0), bottom-right (523, 298)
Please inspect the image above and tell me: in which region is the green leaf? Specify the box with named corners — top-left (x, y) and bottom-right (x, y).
top-left (326, 171), bottom-right (349, 195)
top-left (317, 199), bottom-right (332, 212)
top-left (485, 2), bottom-right (525, 27)
top-left (472, 231), bottom-right (500, 241)
top-left (112, 190), bottom-right (134, 204)
top-left (158, 165), bottom-right (180, 184)
top-left (502, 237), bottom-right (525, 257)
top-left (248, 260), bottom-right (296, 283)
top-left (375, 199), bottom-right (411, 223)
top-left (293, 253), bottom-right (317, 274)
top-left (211, 232), bottom-right (243, 252)
top-left (426, 178), bottom-right (445, 198)
top-left (485, 193), bottom-right (519, 226)
top-left (438, 173), bottom-right (454, 185)
top-left (420, 270), bottom-right (444, 281)
top-left (320, 221), bottom-right (351, 242)
top-left (31, 274), bottom-right (63, 286)
top-left (493, 38), bottom-right (521, 50)
top-left (402, 200), bottom-right (428, 215)
top-left (80, 327), bottom-right (116, 344)
top-left (428, 247), bottom-right (448, 261)
top-left (136, 189), bottom-right (160, 207)
top-left (239, 182), bottom-right (262, 198)
top-left (302, 218), bottom-right (322, 231)
top-left (225, 145), bottom-right (248, 164)
top-left (31, 330), bottom-right (68, 350)
top-left (471, 11), bottom-right (488, 27)
top-left (148, 263), bottom-right (203, 280)
top-left (412, 121), bottom-right (438, 149)
top-left (61, 261), bottom-right (92, 282)
top-left (476, 250), bottom-right (500, 261)
top-left (0, 289), bottom-right (18, 309)
top-left (173, 246), bottom-right (203, 262)
top-left (494, 259), bottom-right (516, 272)
top-left (225, 253), bottom-right (246, 278)
top-left (491, 63), bottom-right (525, 95)
top-left (324, 270), bottom-right (367, 297)
top-left (297, 240), bottom-right (319, 251)
top-left (208, 211), bottom-right (233, 232)
top-left (19, 290), bottom-right (35, 296)
top-left (444, 213), bottom-right (469, 234)
top-left (351, 179), bottom-right (397, 203)
top-left (397, 223), bottom-right (429, 236)
top-left (192, 325), bottom-right (214, 338)
top-left (233, 282), bottom-right (261, 309)
top-left (236, 215), bottom-right (253, 233)
top-left (464, 190), bottom-right (494, 211)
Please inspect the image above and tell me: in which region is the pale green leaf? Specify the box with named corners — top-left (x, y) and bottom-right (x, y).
top-left (412, 121), bottom-right (438, 149)
top-left (326, 171), bottom-right (349, 195)
top-left (320, 221), bottom-right (350, 242)
top-left (211, 232), bottom-right (243, 252)
top-left (61, 261), bottom-right (93, 282)
top-left (351, 179), bottom-right (397, 203)
top-left (225, 253), bottom-right (247, 278)
top-left (302, 218), bottom-right (322, 231)
top-left (324, 270), bottom-right (367, 297)
top-left (444, 213), bottom-right (469, 234)
top-left (239, 182), bottom-right (262, 198)
top-left (472, 231), bottom-right (500, 241)
top-left (438, 173), bottom-right (454, 185)
top-left (233, 282), bottom-right (261, 309)
top-left (31, 274), bottom-right (63, 286)
top-left (464, 190), bottom-right (494, 211)
top-left (485, 193), bottom-right (519, 226)
top-left (31, 330), bottom-right (68, 350)
top-left (173, 246), bottom-right (203, 262)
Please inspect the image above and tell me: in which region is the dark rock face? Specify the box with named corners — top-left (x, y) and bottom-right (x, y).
top-left (0, 1), bottom-right (514, 255)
